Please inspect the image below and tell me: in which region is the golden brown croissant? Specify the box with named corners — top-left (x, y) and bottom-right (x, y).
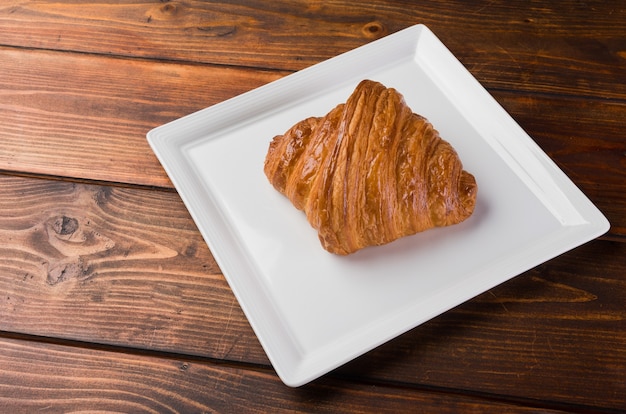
top-left (264, 80), bottom-right (477, 255)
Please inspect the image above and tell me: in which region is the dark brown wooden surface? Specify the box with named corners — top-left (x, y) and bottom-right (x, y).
top-left (1, 1), bottom-right (625, 412)
top-left (1, 334), bottom-right (575, 414)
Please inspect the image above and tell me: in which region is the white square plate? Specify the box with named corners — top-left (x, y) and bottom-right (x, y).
top-left (147, 24), bottom-right (609, 386)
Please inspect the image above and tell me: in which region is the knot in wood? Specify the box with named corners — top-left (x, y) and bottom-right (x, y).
top-left (160, 2), bottom-right (178, 15)
top-left (52, 216), bottom-right (79, 236)
top-left (362, 21), bottom-right (386, 39)
top-left (46, 257), bottom-right (87, 286)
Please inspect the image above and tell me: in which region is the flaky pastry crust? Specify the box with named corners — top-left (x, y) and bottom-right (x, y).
top-left (264, 80), bottom-right (477, 255)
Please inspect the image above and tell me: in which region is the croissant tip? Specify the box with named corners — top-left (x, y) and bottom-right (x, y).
top-left (459, 171), bottom-right (478, 215)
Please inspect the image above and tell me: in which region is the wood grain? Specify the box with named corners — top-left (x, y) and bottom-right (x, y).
top-left (0, 1), bottom-right (624, 99)
top-left (0, 175), bottom-right (624, 410)
top-left (0, 46), bottom-right (283, 187)
top-left (0, 175), bottom-right (266, 363)
top-left (0, 335), bottom-right (572, 414)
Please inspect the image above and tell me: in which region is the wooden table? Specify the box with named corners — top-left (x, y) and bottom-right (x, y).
top-left (1, 1), bottom-right (624, 412)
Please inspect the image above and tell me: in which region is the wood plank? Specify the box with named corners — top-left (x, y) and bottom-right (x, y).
top-left (1, 48), bottom-right (623, 234)
top-left (0, 335), bottom-right (571, 413)
top-left (0, 174), bottom-right (267, 363)
top-left (0, 1), bottom-right (624, 99)
top-left (0, 46), bottom-right (284, 188)
top-left (0, 175), bottom-right (624, 409)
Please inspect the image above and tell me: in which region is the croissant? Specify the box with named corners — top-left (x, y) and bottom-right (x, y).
top-left (264, 79), bottom-right (477, 255)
